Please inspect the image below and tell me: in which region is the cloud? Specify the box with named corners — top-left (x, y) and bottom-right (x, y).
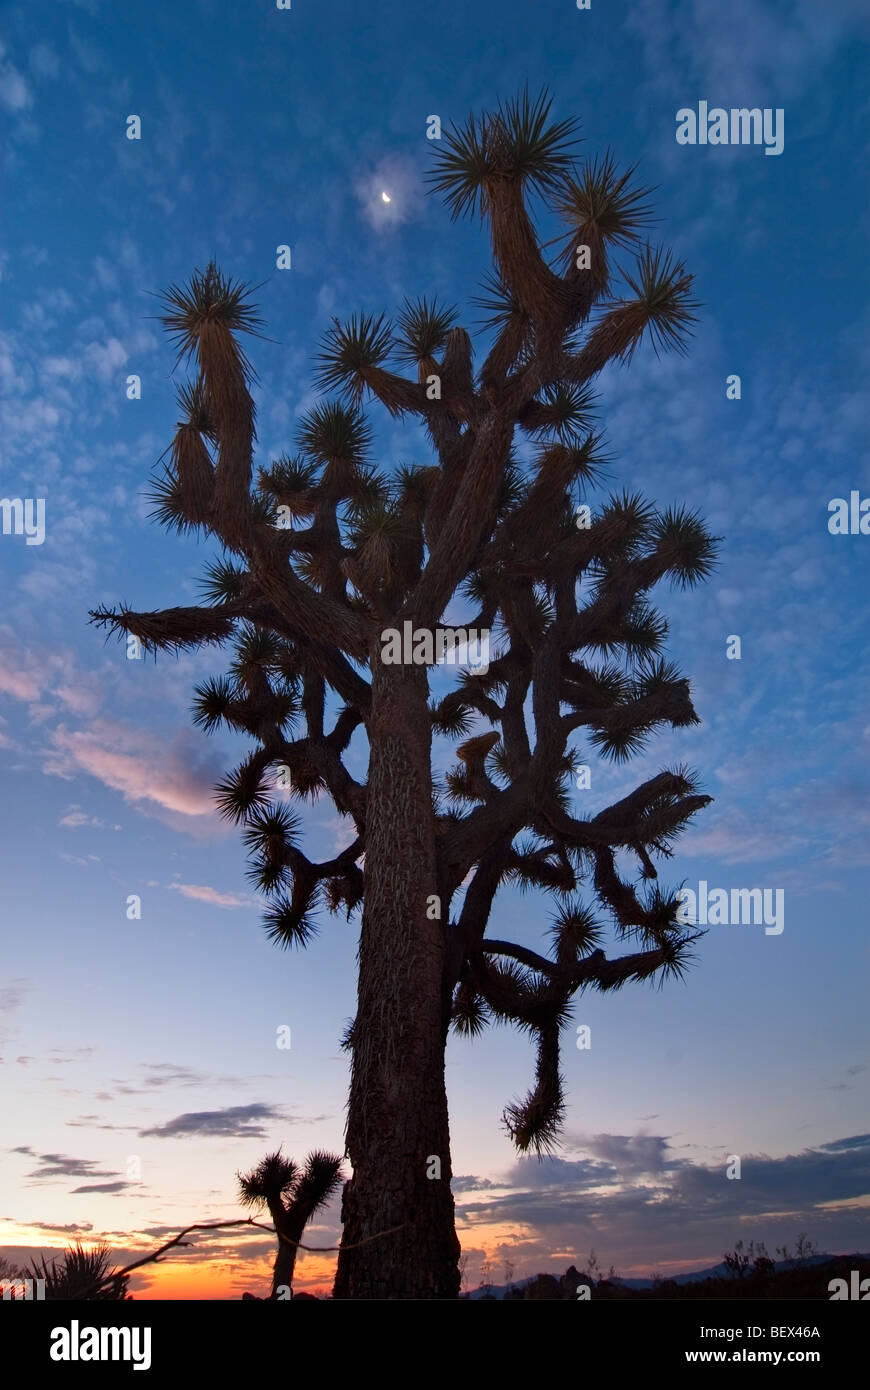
top-left (139, 1103), bottom-right (285, 1139)
top-left (29, 44), bottom-right (60, 80)
top-left (45, 720), bottom-right (224, 820)
top-left (138, 1063), bottom-right (209, 1089)
top-left (624, 0), bottom-right (867, 107)
top-left (45, 1047), bottom-right (96, 1064)
top-left (4, 1220), bottom-right (94, 1235)
top-left (452, 1175), bottom-right (498, 1193)
top-left (97, 1061), bottom-right (279, 1101)
top-left (353, 154), bottom-right (425, 231)
top-left (59, 805), bottom-right (106, 829)
top-left (0, 629), bottom-right (105, 716)
top-left (0, 44), bottom-right (32, 112)
top-left (0, 981), bottom-right (30, 1015)
top-left (83, 337), bottom-right (128, 381)
top-left (24, 1153), bottom-right (118, 1182)
top-left (568, 1132), bottom-right (675, 1177)
top-left (0, 653), bottom-right (41, 703)
top-left (65, 1115), bottom-right (135, 1132)
top-left (455, 1132), bottom-right (870, 1276)
top-left (70, 1181), bottom-right (133, 1194)
top-left (168, 883), bottom-right (252, 910)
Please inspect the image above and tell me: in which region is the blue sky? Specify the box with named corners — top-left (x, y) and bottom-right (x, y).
top-left (1, 0), bottom-right (869, 1295)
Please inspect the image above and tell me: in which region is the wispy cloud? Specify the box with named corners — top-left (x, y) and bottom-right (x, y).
top-left (44, 720), bottom-right (225, 825)
top-left (0, 42), bottom-right (32, 112)
top-left (23, 1152), bottom-right (119, 1182)
top-left (139, 1103), bottom-right (286, 1140)
top-left (168, 882), bottom-right (252, 910)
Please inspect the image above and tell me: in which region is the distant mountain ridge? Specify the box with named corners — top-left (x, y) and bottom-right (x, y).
top-left (464, 1252), bottom-right (870, 1299)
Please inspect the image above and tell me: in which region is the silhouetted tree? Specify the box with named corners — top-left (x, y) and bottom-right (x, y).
top-left (91, 88), bottom-right (716, 1298)
top-left (238, 1148), bottom-right (343, 1298)
top-left (0, 1254), bottom-right (28, 1298)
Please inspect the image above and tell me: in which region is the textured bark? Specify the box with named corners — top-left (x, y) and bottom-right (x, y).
top-left (333, 656), bottom-right (460, 1299)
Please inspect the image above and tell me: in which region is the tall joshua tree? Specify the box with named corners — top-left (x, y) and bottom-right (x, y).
top-left (238, 1149), bottom-right (343, 1298)
top-left (91, 90), bottom-right (718, 1300)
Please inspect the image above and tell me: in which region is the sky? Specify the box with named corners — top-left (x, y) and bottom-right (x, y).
top-left (1, 0), bottom-right (869, 1298)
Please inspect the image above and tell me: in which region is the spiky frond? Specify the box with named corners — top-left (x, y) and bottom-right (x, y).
top-left (497, 457), bottom-right (527, 513)
top-left (242, 803), bottom-right (302, 857)
top-left (427, 87), bottom-right (580, 220)
top-left (502, 1025), bottom-right (565, 1155)
top-left (198, 559), bottom-right (248, 605)
top-left (157, 260), bottom-right (266, 377)
top-left (229, 624), bottom-right (283, 676)
top-left (89, 603), bottom-right (236, 656)
top-left (525, 383), bottom-right (599, 447)
top-left (297, 401), bottom-right (372, 464)
top-left (620, 245), bottom-right (700, 357)
top-left (258, 454), bottom-right (318, 508)
top-left (651, 506), bottom-right (719, 588)
top-left (473, 271), bottom-right (531, 336)
top-left (237, 1149), bottom-right (300, 1207)
top-left (430, 696), bottom-right (475, 737)
top-left (314, 313), bottom-right (393, 402)
top-left (556, 153), bottom-right (654, 253)
top-left (549, 901), bottom-right (606, 964)
top-left (146, 464), bottom-right (203, 536)
top-left (451, 983), bottom-right (489, 1037)
top-left (175, 375), bottom-right (215, 437)
top-left (340, 464), bottom-right (391, 518)
top-left (26, 1242), bottom-right (128, 1301)
top-left (262, 894), bottom-right (319, 950)
top-left (192, 675), bottom-right (238, 732)
top-left (292, 1151), bottom-right (345, 1217)
top-left (589, 722), bottom-right (653, 763)
top-left (214, 756), bottom-right (271, 824)
top-left (619, 601), bottom-right (669, 659)
top-left (393, 296), bottom-right (458, 368)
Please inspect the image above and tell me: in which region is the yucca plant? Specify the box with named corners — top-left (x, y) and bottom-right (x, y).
top-left (91, 88), bottom-right (718, 1299)
top-left (26, 1241), bottom-right (130, 1300)
top-left (238, 1149), bottom-right (343, 1298)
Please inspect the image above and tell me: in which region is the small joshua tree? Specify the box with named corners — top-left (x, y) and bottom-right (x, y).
top-left (92, 88), bottom-right (717, 1298)
top-left (238, 1149), bottom-right (343, 1298)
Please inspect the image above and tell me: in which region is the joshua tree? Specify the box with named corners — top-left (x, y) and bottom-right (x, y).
top-left (238, 1149), bottom-right (343, 1298)
top-left (91, 88), bottom-right (717, 1299)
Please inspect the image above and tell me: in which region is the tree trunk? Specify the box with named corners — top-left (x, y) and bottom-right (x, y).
top-left (333, 656), bottom-right (460, 1299)
top-left (269, 1203), bottom-right (294, 1299)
